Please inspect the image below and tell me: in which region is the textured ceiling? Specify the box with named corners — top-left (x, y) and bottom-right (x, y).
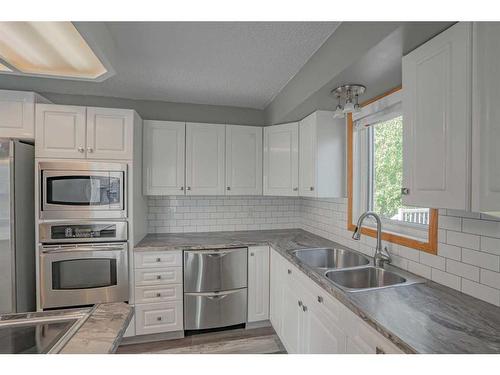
top-left (0, 22), bottom-right (339, 109)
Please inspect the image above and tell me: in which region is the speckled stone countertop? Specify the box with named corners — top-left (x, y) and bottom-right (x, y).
top-left (60, 302), bottom-right (133, 354)
top-left (136, 229), bottom-right (500, 354)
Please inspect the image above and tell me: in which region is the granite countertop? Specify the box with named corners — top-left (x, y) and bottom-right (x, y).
top-left (60, 302), bottom-right (133, 354)
top-left (136, 229), bottom-right (500, 354)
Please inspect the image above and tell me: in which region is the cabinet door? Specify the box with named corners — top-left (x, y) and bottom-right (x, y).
top-left (86, 107), bottom-right (134, 160)
top-left (35, 104), bottom-right (87, 159)
top-left (269, 249), bottom-right (284, 335)
top-left (472, 22), bottom-right (500, 213)
top-left (402, 22), bottom-right (471, 209)
top-left (143, 121), bottom-right (185, 195)
top-left (263, 122), bottom-right (299, 196)
top-left (302, 301), bottom-right (346, 354)
top-left (0, 90), bottom-right (36, 139)
top-left (186, 122), bottom-right (225, 195)
top-left (280, 279), bottom-right (302, 354)
top-left (299, 114), bottom-right (317, 197)
top-left (225, 125), bottom-right (262, 195)
top-left (247, 246), bottom-right (270, 323)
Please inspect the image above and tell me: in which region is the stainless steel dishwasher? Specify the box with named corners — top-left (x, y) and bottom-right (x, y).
top-left (183, 248), bottom-right (247, 330)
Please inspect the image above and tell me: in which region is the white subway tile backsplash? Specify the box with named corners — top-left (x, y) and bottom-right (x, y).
top-left (461, 279), bottom-right (500, 306)
top-left (146, 195), bottom-right (500, 306)
top-left (461, 248), bottom-right (500, 272)
top-left (446, 259), bottom-right (480, 281)
top-left (446, 231), bottom-right (480, 250)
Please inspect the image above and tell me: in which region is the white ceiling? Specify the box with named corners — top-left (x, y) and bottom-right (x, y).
top-left (0, 22), bottom-right (339, 109)
top-left (104, 22), bottom-right (339, 109)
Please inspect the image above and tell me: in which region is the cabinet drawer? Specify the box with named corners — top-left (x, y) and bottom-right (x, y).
top-left (135, 301), bottom-right (183, 335)
top-left (135, 284), bottom-right (183, 304)
top-left (135, 251), bottom-right (182, 269)
top-left (135, 267), bottom-right (183, 286)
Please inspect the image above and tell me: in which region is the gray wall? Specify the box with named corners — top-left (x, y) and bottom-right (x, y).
top-left (41, 93), bottom-right (265, 125)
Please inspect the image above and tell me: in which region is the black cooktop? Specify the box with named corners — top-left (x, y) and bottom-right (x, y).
top-left (0, 319), bottom-right (77, 354)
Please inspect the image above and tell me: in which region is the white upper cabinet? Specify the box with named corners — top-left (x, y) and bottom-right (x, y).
top-left (247, 246), bottom-right (270, 323)
top-left (225, 125), bottom-right (262, 195)
top-left (143, 121), bottom-right (186, 195)
top-left (86, 107), bottom-right (134, 160)
top-left (298, 111), bottom-right (345, 198)
top-left (35, 104), bottom-right (87, 159)
top-left (472, 22), bottom-right (500, 214)
top-left (402, 22), bottom-right (471, 210)
top-left (0, 90), bottom-right (50, 140)
top-left (36, 104), bottom-right (138, 160)
top-left (186, 122), bottom-right (225, 195)
top-left (263, 122), bottom-right (299, 196)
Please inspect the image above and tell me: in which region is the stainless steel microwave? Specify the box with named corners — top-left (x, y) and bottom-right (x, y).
top-left (39, 161), bottom-right (127, 220)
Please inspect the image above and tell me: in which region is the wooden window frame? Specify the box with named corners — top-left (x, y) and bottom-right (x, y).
top-left (347, 86), bottom-right (438, 254)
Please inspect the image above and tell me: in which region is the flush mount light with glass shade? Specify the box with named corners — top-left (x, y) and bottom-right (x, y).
top-left (331, 84), bottom-right (366, 118)
top-left (0, 22), bottom-right (112, 81)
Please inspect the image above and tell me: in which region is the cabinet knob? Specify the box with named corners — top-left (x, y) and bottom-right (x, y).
top-left (287, 269), bottom-right (292, 274)
top-left (310, 186), bottom-right (314, 191)
top-left (157, 316), bottom-right (162, 321)
top-left (302, 305), bottom-right (307, 312)
top-left (156, 275), bottom-right (162, 280)
top-left (156, 292), bottom-right (161, 297)
top-left (180, 186), bottom-right (184, 191)
top-left (226, 186), bottom-right (231, 191)
top-left (186, 186), bottom-right (191, 191)
top-left (250, 252), bottom-right (254, 256)
top-left (293, 187), bottom-right (298, 191)
top-left (78, 146), bottom-right (84, 153)
top-left (401, 187), bottom-right (410, 195)
top-left (317, 296), bottom-right (323, 303)
top-left (87, 147), bottom-right (93, 153)
top-left (156, 258), bottom-right (161, 262)
top-left (298, 300), bottom-right (302, 307)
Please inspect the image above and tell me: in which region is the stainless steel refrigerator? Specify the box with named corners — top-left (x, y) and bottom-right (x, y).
top-left (0, 139), bottom-right (35, 313)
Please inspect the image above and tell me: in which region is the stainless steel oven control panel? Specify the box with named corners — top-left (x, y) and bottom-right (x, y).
top-left (39, 221), bottom-right (127, 244)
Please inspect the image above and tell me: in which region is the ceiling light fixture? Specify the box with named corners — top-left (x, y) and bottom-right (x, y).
top-left (0, 22), bottom-right (107, 80)
top-left (330, 84), bottom-right (366, 118)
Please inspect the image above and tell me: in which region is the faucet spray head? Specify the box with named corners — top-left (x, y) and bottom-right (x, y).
top-left (352, 226), bottom-right (361, 240)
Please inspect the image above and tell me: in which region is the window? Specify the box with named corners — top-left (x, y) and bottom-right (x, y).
top-left (367, 115), bottom-right (430, 227)
top-left (347, 87), bottom-right (438, 254)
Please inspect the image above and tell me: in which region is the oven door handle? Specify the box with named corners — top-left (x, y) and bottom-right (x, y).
top-left (41, 246), bottom-right (126, 254)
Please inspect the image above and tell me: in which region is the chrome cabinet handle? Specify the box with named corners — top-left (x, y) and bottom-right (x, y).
top-left (156, 292), bottom-right (161, 297)
top-left (156, 275), bottom-right (161, 280)
top-left (287, 269), bottom-right (292, 274)
top-left (298, 300), bottom-right (302, 307)
top-left (310, 186), bottom-right (314, 191)
top-left (78, 146), bottom-right (84, 153)
top-left (186, 186), bottom-right (191, 191)
top-left (157, 316), bottom-right (162, 321)
top-left (156, 258), bottom-right (161, 262)
top-left (302, 305), bottom-right (307, 312)
top-left (226, 186), bottom-right (231, 191)
top-left (293, 187), bottom-right (298, 191)
top-left (317, 296), bottom-right (323, 303)
top-left (87, 147), bottom-right (93, 153)
top-left (180, 186), bottom-right (184, 191)
top-left (250, 252), bottom-right (254, 256)
top-left (401, 188), bottom-right (410, 195)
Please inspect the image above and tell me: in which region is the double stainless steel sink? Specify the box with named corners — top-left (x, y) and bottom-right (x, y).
top-left (290, 247), bottom-right (423, 292)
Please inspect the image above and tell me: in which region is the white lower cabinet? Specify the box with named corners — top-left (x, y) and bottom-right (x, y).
top-left (133, 250), bottom-right (183, 336)
top-left (269, 248), bottom-right (403, 354)
top-left (247, 246), bottom-right (270, 322)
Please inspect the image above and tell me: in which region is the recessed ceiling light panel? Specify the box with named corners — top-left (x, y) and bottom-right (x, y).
top-left (0, 22), bottom-right (108, 80)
